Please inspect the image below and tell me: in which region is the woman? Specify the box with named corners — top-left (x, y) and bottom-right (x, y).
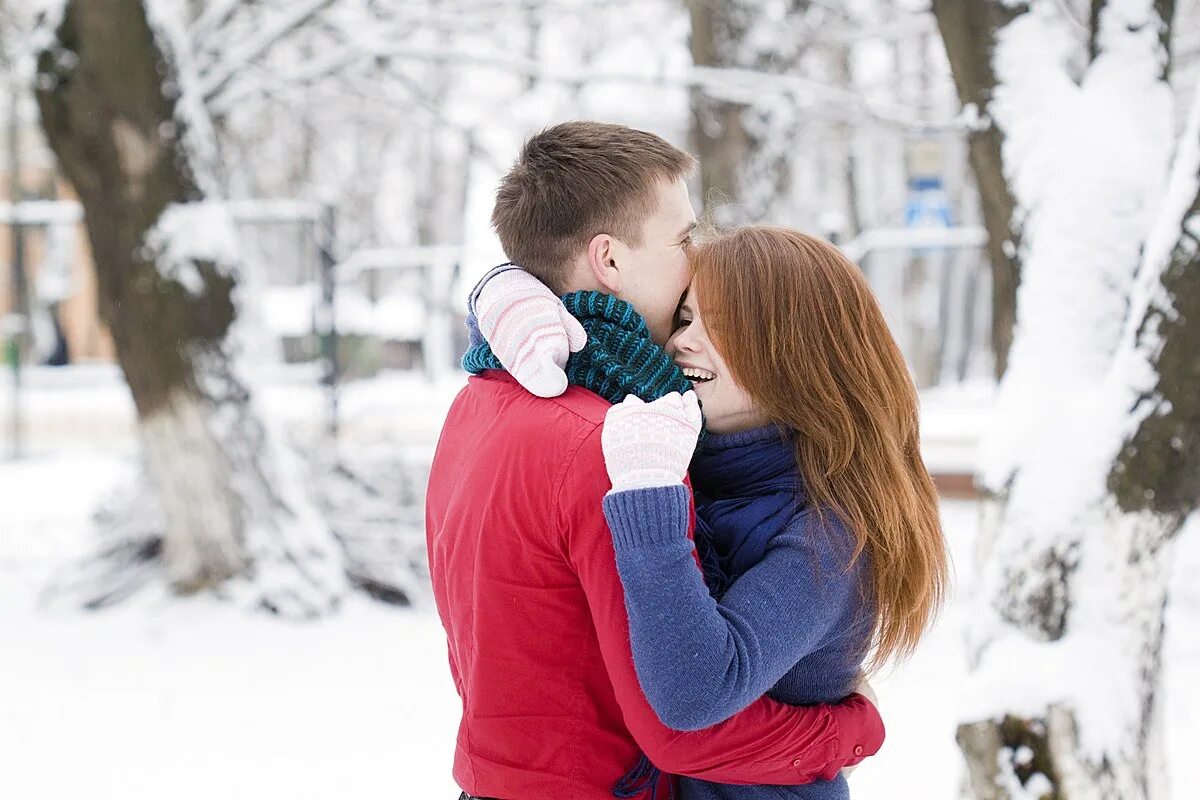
top-left (470, 226), bottom-right (948, 799)
top-left (599, 226), bottom-right (947, 799)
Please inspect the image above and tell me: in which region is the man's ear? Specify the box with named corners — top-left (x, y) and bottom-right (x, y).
top-left (586, 233), bottom-right (622, 294)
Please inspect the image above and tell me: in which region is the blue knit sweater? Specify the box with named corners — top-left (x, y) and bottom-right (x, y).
top-left (602, 425), bottom-right (874, 800)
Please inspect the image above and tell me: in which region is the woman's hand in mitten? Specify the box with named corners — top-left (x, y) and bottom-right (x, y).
top-left (601, 391), bottom-right (702, 493)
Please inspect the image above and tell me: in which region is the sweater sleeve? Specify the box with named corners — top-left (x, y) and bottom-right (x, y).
top-left (603, 483), bottom-right (863, 732)
top-left (559, 427), bottom-right (883, 784)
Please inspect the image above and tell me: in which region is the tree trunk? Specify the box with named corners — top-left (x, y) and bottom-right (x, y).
top-left (34, 0), bottom-right (344, 616)
top-left (1109, 153), bottom-right (1200, 523)
top-left (947, 2), bottom-right (1193, 797)
top-left (826, 38), bottom-right (862, 243)
top-left (956, 505), bottom-right (1179, 798)
top-left (687, 0), bottom-right (751, 222)
top-left (931, 0), bottom-right (1023, 378)
top-left (686, 0), bottom-right (800, 226)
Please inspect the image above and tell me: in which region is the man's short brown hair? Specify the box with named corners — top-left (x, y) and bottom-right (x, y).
top-left (491, 121), bottom-right (696, 293)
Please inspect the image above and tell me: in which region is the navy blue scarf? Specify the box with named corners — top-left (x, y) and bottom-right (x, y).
top-left (616, 425), bottom-right (805, 800)
top-left (691, 425), bottom-right (804, 598)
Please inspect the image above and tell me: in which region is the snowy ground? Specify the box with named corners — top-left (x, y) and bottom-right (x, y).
top-left (0, 452), bottom-right (462, 800)
top-left (1, 370), bottom-right (1196, 799)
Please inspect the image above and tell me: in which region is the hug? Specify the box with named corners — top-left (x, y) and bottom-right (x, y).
top-left (427, 120), bottom-right (949, 800)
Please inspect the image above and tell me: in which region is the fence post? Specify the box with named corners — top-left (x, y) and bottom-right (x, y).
top-left (317, 204), bottom-right (339, 440)
top-left (6, 85), bottom-right (28, 459)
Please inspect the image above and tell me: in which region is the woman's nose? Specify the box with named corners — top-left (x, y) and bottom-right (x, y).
top-left (669, 329), bottom-right (697, 356)
top-left (666, 334), bottom-right (682, 357)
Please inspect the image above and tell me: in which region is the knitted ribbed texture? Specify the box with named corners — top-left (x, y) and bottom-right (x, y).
top-left (603, 484), bottom-right (692, 549)
top-left (463, 290), bottom-right (693, 406)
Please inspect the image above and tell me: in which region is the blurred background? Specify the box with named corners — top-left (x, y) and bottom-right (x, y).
top-left (1, 1), bottom-right (1197, 798)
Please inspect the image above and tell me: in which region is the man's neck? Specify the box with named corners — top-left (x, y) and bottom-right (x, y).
top-left (556, 260), bottom-right (604, 297)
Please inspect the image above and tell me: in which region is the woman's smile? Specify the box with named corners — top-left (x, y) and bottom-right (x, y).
top-left (678, 363), bottom-right (717, 384)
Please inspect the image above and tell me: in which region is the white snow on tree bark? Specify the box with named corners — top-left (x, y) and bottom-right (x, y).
top-left (140, 387), bottom-right (246, 589)
top-left (193, 341), bottom-right (350, 617)
top-left (981, 0), bottom-right (1173, 493)
top-left (28, 0), bottom-right (70, 53)
top-left (140, 195), bottom-right (350, 614)
top-left (143, 200), bottom-right (239, 295)
top-left (962, 0), bottom-right (1186, 791)
top-left (1113, 79), bottom-right (1200, 427)
top-left (143, 0), bottom-right (223, 197)
top-left (133, 0), bottom-right (348, 616)
top-left (28, 0), bottom-right (77, 87)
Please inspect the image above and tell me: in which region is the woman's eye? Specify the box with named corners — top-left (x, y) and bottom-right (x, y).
top-left (676, 317), bottom-right (692, 329)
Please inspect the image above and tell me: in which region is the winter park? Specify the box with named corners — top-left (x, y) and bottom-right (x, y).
top-left (1, 1), bottom-right (1198, 799)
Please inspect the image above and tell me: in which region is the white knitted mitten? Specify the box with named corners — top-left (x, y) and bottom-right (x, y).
top-left (475, 268), bottom-right (587, 398)
top-left (601, 392), bottom-right (702, 493)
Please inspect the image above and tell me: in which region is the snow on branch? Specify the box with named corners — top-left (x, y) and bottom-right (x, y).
top-left (1121, 79), bottom-right (1200, 363)
top-left (219, 37), bottom-right (961, 133)
top-left (143, 0), bottom-right (223, 196)
top-left (1104, 78), bottom-right (1200, 517)
top-left (188, 0), bottom-right (244, 54)
top-left (979, 0), bottom-right (1173, 490)
top-left (31, 0), bottom-right (68, 28)
top-left (143, 201), bottom-right (240, 296)
top-left (27, 0), bottom-right (70, 58)
top-left (198, 0), bottom-right (338, 102)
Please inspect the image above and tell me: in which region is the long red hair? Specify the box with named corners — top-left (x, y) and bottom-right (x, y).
top-left (691, 226), bottom-right (948, 670)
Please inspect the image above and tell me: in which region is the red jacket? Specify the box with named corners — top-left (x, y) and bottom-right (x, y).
top-left (426, 372), bottom-right (884, 798)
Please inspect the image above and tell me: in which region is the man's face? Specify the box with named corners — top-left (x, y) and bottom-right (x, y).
top-left (611, 177), bottom-right (697, 346)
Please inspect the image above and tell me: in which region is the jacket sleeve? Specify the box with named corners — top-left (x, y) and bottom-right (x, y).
top-left (603, 484), bottom-right (863, 731)
top-left (557, 426), bottom-right (883, 784)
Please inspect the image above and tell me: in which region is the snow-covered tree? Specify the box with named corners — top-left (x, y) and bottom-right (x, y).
top-left (932, 1), bottom-right (1200, 796)
top-left (33, 0), bottom-right (348, 616)
top-left (17, 0), bottom-right (694, 613)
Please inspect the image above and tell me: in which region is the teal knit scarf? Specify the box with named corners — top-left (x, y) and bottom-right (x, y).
top-left (462, 290), bottom-right (694, 405)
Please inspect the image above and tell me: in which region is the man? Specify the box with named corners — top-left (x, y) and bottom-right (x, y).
top-left (426, 121), bottom-right (883, 800)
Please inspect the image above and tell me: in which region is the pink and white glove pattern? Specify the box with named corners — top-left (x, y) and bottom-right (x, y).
top-left (475, 268), bottom-right (587, 398)
top-left (601, 391), bottom-right (703, 494)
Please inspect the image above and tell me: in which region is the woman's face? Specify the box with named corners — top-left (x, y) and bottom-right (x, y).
top-left (666, 286), bottom-right (768, 435)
